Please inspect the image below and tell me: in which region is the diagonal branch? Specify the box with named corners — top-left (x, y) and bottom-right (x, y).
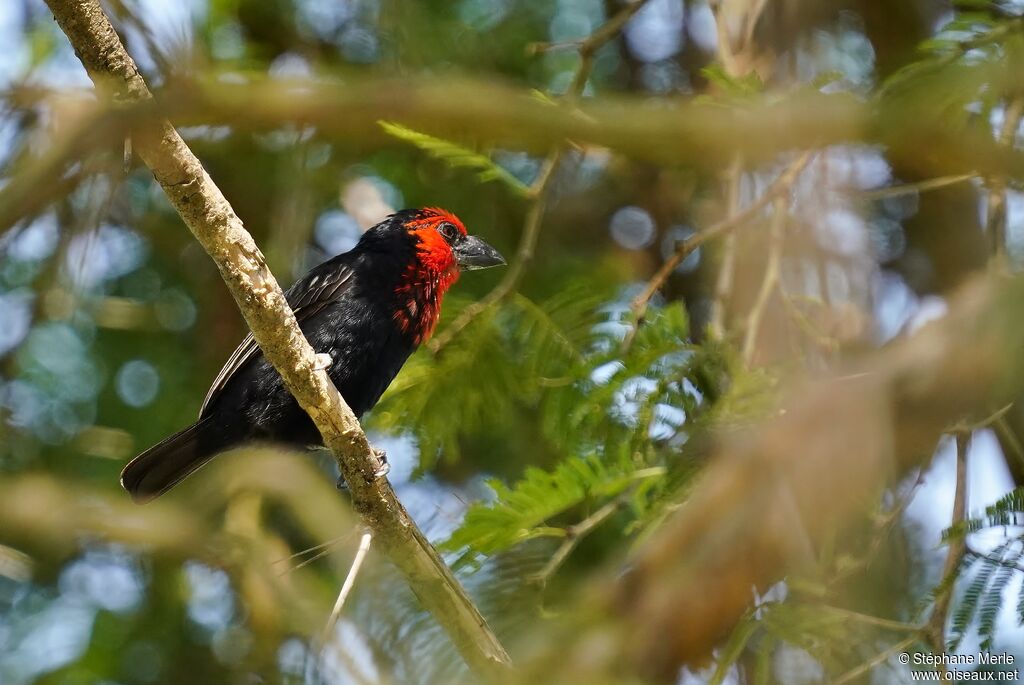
top-left (42, 0), bottom-right (510, 680)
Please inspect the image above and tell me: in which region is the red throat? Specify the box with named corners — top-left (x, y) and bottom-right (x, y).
top-left (392, 209), bottom-right (465, 344)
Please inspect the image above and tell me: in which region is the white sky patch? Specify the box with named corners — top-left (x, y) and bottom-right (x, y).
top-left (624, 0), bottom-right (685, 63)
top-left (904, 430), bottom-right (1024, 654)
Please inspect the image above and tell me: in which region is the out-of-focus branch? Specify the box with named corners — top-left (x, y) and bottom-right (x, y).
top-left (0, 101), bottom-right (116, 233)
top-left (525, 270), bottom-right (1024, 682)
top-left (322, 530), bottom-right (373, 647)
top-left (926, 433), bottom-right (969, 662)
top-left (42, 1), bottom-right (510, 680)
top-left (741, 195), bottom-right (787, 365)
top-left (623, 152), bottom-right (812, 351)
top-left (709, 158), bottom-right (743, 340)
top-left (530, 497), bottom-right (623, 587)
top-left (528, 0), bottom-right (647, 59)
top-left (829, 634), bottom-right (920, 685)
top-left (7, 70), bottom-right (1024, 240)
top-left (986, 97), bottom-right (1024, 265)
top-left (860, 174), bottom-right (975, 200)
top-left (427, 152), bottom-right (558, 354)
top-left (566, 0), bottom-right (648, 95)
top-left (427, 0), bottom-right (649, 356)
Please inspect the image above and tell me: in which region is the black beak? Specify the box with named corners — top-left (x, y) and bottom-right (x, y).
top-left (455, 235), bottom-right (506, 271)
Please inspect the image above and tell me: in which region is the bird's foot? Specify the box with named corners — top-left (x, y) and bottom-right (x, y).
top-left (371, 447), bottom-right (390, 480)
top-left (313, 352), bottom-right (332, 371)
top-left (335, 447), bottom-right (390, 490)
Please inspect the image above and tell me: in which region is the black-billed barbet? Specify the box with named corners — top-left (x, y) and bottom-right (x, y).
top-left (120, 208), bottom-right (504, 502)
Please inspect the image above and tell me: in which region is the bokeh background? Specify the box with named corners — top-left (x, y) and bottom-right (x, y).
top-left (2, 0), bottom-right (1024, 683)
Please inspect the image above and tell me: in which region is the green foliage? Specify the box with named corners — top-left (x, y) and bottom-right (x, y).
top-left (880, 9), bottom-right (1023, 99)
top-left (371, 284), bottom-right (607, 469)
top-left (442, 453), bottom-right (663, 561)
top-left (959, 487), bottom-right (1024, 533)
top-left (379, 121), bottom-right (531, 198)
top-left (701, 64), bottom-right (766, 97)
top-left (418, 298), bottom-right (730, 572)
top-left (943, 488), bottom-right (1024, 650)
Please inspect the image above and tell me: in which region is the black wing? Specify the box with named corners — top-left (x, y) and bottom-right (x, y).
top-left (199, 256), bottom-right (357, 417)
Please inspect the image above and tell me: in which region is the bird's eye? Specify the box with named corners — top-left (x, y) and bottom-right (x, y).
top-left (438, 222), bottom-right (460, 242)
top-left (436, 222), bottom-right (460, 242)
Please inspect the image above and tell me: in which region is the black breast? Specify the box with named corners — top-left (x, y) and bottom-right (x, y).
top-left (209, 250), bottom-right (419, 448)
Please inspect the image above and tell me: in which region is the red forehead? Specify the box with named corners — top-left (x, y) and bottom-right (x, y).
top-left (405, 207), bottom-right (467, 236)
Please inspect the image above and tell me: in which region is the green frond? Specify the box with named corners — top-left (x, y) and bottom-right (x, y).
top-left (441, 454), bottom-right (666, 562)
top-left (701, 63), bottom-right (765, 97)
top-left (949, 542), bottom-right (1007, 650)
top-left (379, 121), bottom-right (531, 197)
top-left (978, 563), bottom-right (1015, 649)
top-left (958, 487), bottom-right (1024, 534)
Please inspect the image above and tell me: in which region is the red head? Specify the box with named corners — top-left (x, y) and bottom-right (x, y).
top-left (377, 208), bottom-right (504, 344)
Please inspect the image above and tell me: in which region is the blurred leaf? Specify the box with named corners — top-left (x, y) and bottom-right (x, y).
top-left (379, 121), bottom-right (531, 197)
top-left (442, 453), bottom-right (664, 562)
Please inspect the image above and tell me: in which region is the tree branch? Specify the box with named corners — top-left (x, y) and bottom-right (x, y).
top-left (741, 195), bottom-right (787, 365)
top-left (986, 96), bottom-right (1024, 265)
top-left (42, 0), bottom-right (511, 679)
top-left (6, 68), bottom-right (1024, 238)
top-left (926, 432), bottom-right (969, 661)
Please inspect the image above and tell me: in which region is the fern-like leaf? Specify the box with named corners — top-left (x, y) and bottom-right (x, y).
top-left (442, 454), bottom-right (665, 562)
top-left (379, 121), bottom-right (530, 197)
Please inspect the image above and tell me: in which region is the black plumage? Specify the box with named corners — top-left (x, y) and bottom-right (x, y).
top-left (120, 208), bottom-right (504, 502)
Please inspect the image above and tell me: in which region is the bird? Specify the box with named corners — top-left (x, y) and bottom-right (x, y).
top-left (120, 207), bottom-right (505, 502)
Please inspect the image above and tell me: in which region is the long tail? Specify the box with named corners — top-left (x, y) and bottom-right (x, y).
top-left (120, 416), bottom-right (237, 503)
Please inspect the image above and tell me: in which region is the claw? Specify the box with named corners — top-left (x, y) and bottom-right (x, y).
top-left (313, 352), bottom-right (332, 371)
top-left (370, 448), bottom-right (389, 481)
top-left (372, 448), bottom-right (391, 480)
top-left (337, 448), bottom-right (390, 489)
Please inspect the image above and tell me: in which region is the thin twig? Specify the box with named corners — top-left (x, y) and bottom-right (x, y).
top-left (947, 402), bottom-right (1013, 434)
top-left (741, 0), bottom-right (770, 49)
top-left (624, 152), bottom-right (812, 350)
top-left (829, 468), bottom-right (925, 585)
top-left (827, 634), bottom-right (919, 685)
top-left (986, 97), bottom-right (1024, 267)
top-left (860, 174), bottom-right (975, 200)
top-left (710, 0), bottom-right (741, 77)
top-left (322, 531), bottom-right (373, 649)
top-left (275, 530), bottom-right (357, 576)
top-left (705, 3), bottom-right (748, 342)
top-left (819, 605), bottom-right (921, 633)
top-left (926, 433), bottom-right (970, 658)
top-left (778, 292), bottom-right (840, 355)
top-left (527, 0), bottom-right (648, 60)
top-left (741, 195), bottom-right (787, 366)
top-left (531, 498), bottom-right (623, 586)
top-left (994, 414), bottom-right (1024, 473)
top-left (567, 0), bottom-right (649, 95)
top-left (428, 152), bottom-right (559, 354)
top-left (709, 157), bottom-right (743, 340)
top-left (428, 0), bottom-right (650, 356)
